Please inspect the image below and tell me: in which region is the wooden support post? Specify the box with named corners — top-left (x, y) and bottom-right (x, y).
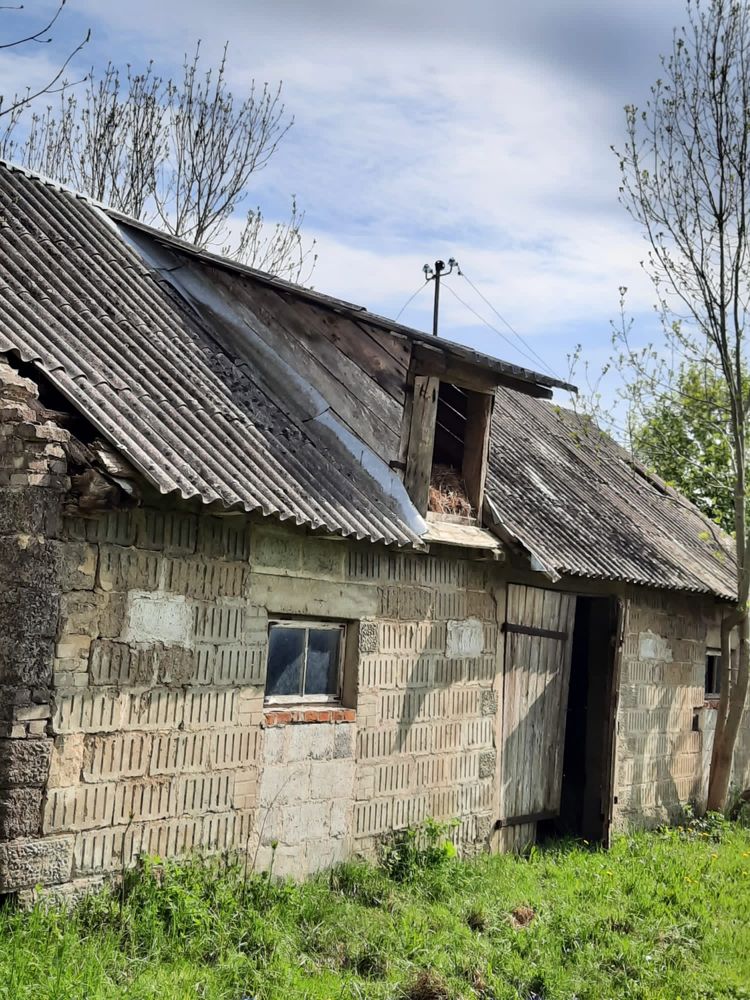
top-left (404, 375), bottom-right (439, 515)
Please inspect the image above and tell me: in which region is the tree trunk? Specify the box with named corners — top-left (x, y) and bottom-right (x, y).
top-left (707, 610), bottom-right (749, 810)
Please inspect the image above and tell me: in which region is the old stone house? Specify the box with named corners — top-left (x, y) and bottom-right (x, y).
top-left (0, 161), bottom-right (747, 897)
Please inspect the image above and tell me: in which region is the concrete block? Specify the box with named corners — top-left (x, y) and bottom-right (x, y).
top-left (83, 732), bottom-right (150, 782)
top-left (249, 573), bottom-right (379, 619)
top-left (252, 529), bottom-right (302, 573)
top-left (0, 835), bottom-right (74, 891)
top-left (310, 759), bottom-right (354, 800)
top-left (280, 801), bottom-right (329, 844)
top-left (123, 591), bottom-right (192, 646)
top-left (333, 724), bottom-right (354, 759)
top-left (358, 621), bottom-right (379, 654)
top-left (261, 726), bottom-right (285, 765)
top-left (258, 762), bottom-right (309, 807)
top-left (48, 733), bottom-right (85, 788)
top-left (299, 539), bottom-right (346, 580)
top-left (0, 786), bottom-right (43, 838)
top-left (479, 749), bottom-right (496, 779)
top-left (286, 724), bottom-right (334, 763)
top-left (445, 618), bottom-right (484, 659)
top-left (0, 738), bottom-right (51, 787)
top-left (638, 631), bottom-right (673, 662)
top-left (330, 798), bottom-right (351, 839)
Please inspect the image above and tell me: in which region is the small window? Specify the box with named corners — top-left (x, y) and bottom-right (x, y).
top-left (265, 621), bottom-right (345, 703)
top-left (705, 651), bottom-right (721, 698)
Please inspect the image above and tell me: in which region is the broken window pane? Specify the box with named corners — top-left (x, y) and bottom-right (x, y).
top-left (305, 628), bottom-right (341, 696)
top-left (266, 626), bottom-right (305, 697)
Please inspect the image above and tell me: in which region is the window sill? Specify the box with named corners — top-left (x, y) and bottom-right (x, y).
top-left (263, 706), bottom-right (356, 727)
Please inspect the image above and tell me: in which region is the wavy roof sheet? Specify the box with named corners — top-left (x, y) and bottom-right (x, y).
top-left (0, 162), bottom-right (737, 599)
top-left (487, 387), bottom-right (737, 599)
top-left (0, 164), bottom-right (423, 546)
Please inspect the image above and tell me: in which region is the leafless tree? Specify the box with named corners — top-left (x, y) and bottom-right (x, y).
top-left (0, 1), bottom-right (90, 118)
top-left (604, 0), bottom-right (750, 811)
top-left (1, 42), bottom-right (316, 282)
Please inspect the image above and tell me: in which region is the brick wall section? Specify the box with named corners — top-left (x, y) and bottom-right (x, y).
top-left (0, 357), bottom-right (75, 892)
top-left (342, 545), bottom-right (498, 858)
top-left (49, 509), bottom-right (259, 885)
top-left (10, 503), bottom-right (502, 890)
top-left (613, 589), bottom-right (715, 827)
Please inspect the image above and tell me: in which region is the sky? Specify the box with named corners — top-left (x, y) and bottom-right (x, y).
top-left (0, 0), bottom-right (692, 390)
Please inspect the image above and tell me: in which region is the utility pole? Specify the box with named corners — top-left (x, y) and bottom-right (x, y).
top-left (423, 257), bottom-right (460, 337)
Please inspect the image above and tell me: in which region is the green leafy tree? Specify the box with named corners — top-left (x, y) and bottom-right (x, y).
top-left (573, 0), bottom-right (750, 810)
top-left (633, 363), bottom-right (738, 533)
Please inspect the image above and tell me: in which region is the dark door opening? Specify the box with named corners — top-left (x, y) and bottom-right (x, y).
top-left (539, 595), bottom-right (621, 844)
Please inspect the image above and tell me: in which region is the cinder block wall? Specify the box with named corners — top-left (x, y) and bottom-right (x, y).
top-left (614, 589), bottom-right (714, 827)
top-left (1, 405), bottom-right (503, 896)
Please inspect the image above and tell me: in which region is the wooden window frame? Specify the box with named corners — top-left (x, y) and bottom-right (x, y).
top-left (264, 619), bottom-right (346, 706)
top-left (705, 649), bottom-right (721, 699)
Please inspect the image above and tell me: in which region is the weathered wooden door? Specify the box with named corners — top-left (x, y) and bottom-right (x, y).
top-left (500, 584), bottom-right (577, 829)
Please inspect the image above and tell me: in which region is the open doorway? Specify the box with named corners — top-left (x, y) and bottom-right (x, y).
top-left (539, 595), bottom-right (621, 844)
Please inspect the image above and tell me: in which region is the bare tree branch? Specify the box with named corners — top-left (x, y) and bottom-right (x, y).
top-left (1, 41), bottom-right (315, 283)
top-left (0, 2), bottom-right (90, 118)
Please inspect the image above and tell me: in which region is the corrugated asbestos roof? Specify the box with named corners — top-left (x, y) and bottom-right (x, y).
top-left (487, 388), bottom-right (737, 599)
top-left (0, 163), bottom-right (425, 546)
top-left (0, 162), bottom-right (738, 599)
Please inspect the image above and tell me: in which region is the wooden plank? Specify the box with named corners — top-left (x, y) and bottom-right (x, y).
top-left (403, 375), bottom-right (439, 514)
top-left (355, 319), bottom-right (413, 370)
top-left (411, 343), bottom-right (553, 398)
top-left (462, 390), bottom-right (493, 518)
top-left (522, 586), bottom-right (546, 816)
top-left (503, 622), bottom-right (568, 641)
top-left (298, 305), bottom-right (409, 403)
top-left (412, 343), bottom-right (500, 393)
top-left (498, 809), bottom-right (558, 829)
top-left (502, 585), bottom-right (524, 822)
top-left (547, 595), bottom-right (577, 811)
top-left (536, 590), bottom-right (564, 813)
top-left (222, 275), bottom-right (402, 462)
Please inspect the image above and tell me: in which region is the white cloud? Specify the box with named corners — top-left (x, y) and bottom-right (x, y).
top-left (2, 0), bottom-right (676, 377)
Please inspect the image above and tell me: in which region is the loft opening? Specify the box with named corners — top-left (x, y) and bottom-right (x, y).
top-left (404, 375), bottom-right (493, 523)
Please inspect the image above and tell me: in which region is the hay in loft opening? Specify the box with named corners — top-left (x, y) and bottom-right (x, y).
top-left (429, 464), bottom-right (474, 517)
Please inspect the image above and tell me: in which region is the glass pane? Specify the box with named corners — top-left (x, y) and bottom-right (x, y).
top-left (266, 627), bottom-right (305, 697)
top-left (305, 628), bottom-right (342, 696)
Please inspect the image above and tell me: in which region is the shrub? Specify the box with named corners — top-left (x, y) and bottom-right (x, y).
top-left (380, 817), bottom-right (459, 883)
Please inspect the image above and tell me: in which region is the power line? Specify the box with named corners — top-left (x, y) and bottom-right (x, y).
top-left (394, 280), bottom-right (429, 322)
top-left (441, 280), bottom-right (561, 376)
top-left (458, 270), bottom-right (561, 380)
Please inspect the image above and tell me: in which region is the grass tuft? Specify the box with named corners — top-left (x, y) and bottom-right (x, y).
top-left (0, 824), bottom-right (748, 998)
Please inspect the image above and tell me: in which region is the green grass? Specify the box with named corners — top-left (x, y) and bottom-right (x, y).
top-left (1, 821), bottom-right (749, 1000)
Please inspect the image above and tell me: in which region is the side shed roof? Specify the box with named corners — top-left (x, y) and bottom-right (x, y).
top-left (487, 387), bottom-right (737, 599)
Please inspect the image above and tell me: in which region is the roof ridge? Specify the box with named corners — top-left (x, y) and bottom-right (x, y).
top-left (0, 158), bottom-right (573, 394)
